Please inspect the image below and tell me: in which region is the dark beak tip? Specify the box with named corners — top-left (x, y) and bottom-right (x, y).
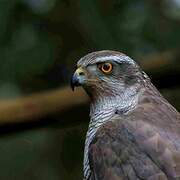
top-left (70, 74), bottom-right (81, 91)
top-left (70, 77), bottom-right (75, 91)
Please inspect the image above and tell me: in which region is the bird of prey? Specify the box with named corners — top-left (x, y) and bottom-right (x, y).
top-left (71, 50), bottom-right (180, 180)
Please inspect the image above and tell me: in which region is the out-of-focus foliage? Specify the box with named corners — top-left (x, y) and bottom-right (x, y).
top-left (0, 0), bottom-right (57, 98)
top-left (164, 0), bottom-right (180, 19)
top-left (78, 0), bottom-right (180, 54)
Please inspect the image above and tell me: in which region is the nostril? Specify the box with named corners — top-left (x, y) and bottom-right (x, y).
top-left (75, 67), bottom-right (85, 76)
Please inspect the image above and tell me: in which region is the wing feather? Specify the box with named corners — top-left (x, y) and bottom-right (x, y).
top-left (88, 101), bottom-right (180, 180)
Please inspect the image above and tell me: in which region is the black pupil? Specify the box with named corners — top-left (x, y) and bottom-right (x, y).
top-left (103, 63), bottom-right (110, 71)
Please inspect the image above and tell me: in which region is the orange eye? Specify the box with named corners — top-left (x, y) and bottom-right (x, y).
top-left (99, 63), bottom-right (113, 74)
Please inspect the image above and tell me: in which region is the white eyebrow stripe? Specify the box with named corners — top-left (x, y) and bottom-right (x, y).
top-left (95, 55), bottom-right (135, 64)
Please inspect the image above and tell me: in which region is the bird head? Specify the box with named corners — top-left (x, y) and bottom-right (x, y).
top-left (71, 50), bottom-right (145, 100)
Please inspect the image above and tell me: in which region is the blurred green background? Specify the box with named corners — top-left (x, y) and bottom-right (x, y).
top-left (0, 0), bottom-right (180, 179)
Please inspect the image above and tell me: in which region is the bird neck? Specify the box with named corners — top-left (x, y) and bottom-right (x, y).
top-left (83, 85), bottom-right (142, 179)
top-left (89, 85), bottom-right (141, 124)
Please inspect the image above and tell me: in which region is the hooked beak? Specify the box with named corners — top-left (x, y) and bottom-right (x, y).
top-left (71, 67), bottom-right (86, 91)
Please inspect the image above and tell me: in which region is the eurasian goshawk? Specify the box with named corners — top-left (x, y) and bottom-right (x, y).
top-left (71, 50), bottom-right (180, 180)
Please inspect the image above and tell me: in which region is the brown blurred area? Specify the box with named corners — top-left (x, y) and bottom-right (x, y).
top-left (0, 0), bottom-right (180, 179)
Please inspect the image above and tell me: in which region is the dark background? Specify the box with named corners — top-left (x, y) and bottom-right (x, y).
top-left (0, 0), bottom-right (180, 179)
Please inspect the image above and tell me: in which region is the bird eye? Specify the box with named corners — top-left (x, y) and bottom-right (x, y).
top-left (99, 63), bottom-right (113, 74)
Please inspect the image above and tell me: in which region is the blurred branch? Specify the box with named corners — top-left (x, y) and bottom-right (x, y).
top-left (140, 49), bottom-right (180, 75)
top-left (0, 87), bottom-right (88, 125)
